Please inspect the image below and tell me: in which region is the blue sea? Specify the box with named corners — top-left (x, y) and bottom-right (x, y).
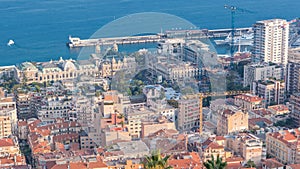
top-left (0, 0), bottom-right (299, 66)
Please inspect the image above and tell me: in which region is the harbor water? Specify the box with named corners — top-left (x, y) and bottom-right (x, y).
top-left (0, 0), bottom-right (299, 66)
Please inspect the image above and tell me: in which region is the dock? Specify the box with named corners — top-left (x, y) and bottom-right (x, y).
top-left (67, 27), bottom-right (252, 48)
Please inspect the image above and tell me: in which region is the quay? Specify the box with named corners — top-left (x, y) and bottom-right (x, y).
top-left (67, 27), bottom-right (252, 48)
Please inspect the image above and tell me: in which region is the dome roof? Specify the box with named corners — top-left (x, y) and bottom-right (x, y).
top-left (62, 60), bottom-right (76, 71)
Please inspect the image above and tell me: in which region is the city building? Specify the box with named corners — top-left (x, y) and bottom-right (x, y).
top-left (17, 120), bottom-right (28, 140)
top-left (0, 116), bottom-right (12, 138)
top-left (141, 116), bottom-right (176, 138)
top-left (142, 129), bottom-right (187, 155)
top-left (100, 125), bottom-right (131, 147)
top-left (18, 57), bottom-right (98, 84)
top-left (157, 38), bottom-right (184, 55)
top-left (147, 55), bottom-right (200, 82)
top-left (0, 65), bottom-right (19, 83)
top-left (15, 93), bottom-right (34, 120)
top-left (106, 140), bottom-right (149, 160)
top-left (252, 79), bottom-right (285, 105)
top-left (288, 47), bottom-right (300, 63)
top-left (253, 19), bottom-right (289, 65)
top-left (0, 90), bottom-right (17, 137)
top-left (217, 107), bottom-right (248, 135)
top-left (287, 48), bottom-right (300, 93)
top-left (168, 152), bottom-right (202, 169)
top-left (99, 56), bottom-right (136, 78)
top-left (290, 93), bottom-right (300, 125)
top-left (234, 94), bottom-right (264, 111)
top-left (267, 104), bottom-right (289, 115)
top-left (266, 129), bottom-right (300, 165)
top-left (127, 106), bottom-right (158, 138)
top-left (226, 133), bottom-right (264, 165)
top-left (0, 137), bottom-right (27, 168)
top-left (262, 158), bottom-right (285, 169)
top-left (37, 95), bottom-right (73, 124)
top-left (177, 97), bottom-right (200, 131)
top-left (183, 40), bottom-right (215, 65)
top-left (200, 138), bottom-right (227, 162)
top-left (243, 62), bottom-right (283, 87)
top-left (79, 130), bottom-right (97, 150)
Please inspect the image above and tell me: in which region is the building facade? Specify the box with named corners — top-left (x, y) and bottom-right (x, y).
top-left (243, 63), bottom-right (283, 87)
top-left (226, 133), bottom-right (264, 165)
top-left (266, 129), bottom-right (300, 165)
top-left (217, 107), bottom-right (248, 135)
top-left (177, 98), bottom-right (200, 131)
top-left (252, 79), bottom-right (285, 105)
top-left (19, 57), bottom-right (98, 84)
top-left (290, 93), bottom-right (300, 126)
top-left (287, 47), bottom-right (300, 96)
top-left (253, 19), bottom-right (289, 65)
top-left (234, 94), bottom-right (264, 111)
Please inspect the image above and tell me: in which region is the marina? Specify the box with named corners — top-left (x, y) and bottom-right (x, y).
top-left (67, 27), bottom-right (253, 48)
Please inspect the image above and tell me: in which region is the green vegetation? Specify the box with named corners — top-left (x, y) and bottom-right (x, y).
top-left (144, 149), bottom-right (172, 169)
top-left (203, 155), bottom-right (227, 169)
top-left (129, 80), bottom-right (144, 96)
top-left (226, 70), bottom-right (249, 91)
top-left (274, 118), bottom-right (298, 128)
top-left (0, 75), bottom-right (19, 92)
top-left (244, 160), bottom-right (256, 168)
top-left (167, 100), bottom-right (178, 108)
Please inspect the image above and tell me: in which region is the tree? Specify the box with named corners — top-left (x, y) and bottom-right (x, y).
top-left (144, 149), bottom-right (172, 169)
top-left (203, 154), bottom-right (227, 169)
top-left (245, 160), bottom-right (256, 168)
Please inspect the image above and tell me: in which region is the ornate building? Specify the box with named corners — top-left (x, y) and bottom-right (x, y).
top-left (99, 56), bottom-right (136, 78)
top-left (19, 57), bottom-right (98, 83)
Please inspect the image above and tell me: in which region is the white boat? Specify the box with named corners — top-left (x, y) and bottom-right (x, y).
top-left (7, 40), bottom-right (15, 46)
top-left (214, 33), bottom-right (253, 46)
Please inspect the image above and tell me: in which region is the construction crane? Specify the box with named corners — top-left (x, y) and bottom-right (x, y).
top-left (182, 90), bottom-right (250, 134)
top-left (224, 5), bottom-right (253, 69)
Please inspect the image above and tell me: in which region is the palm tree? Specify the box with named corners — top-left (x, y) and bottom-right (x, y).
top-left (203, 154), bottom-right (227, 169)
top-left (144, 149), bottom-right (173, 169)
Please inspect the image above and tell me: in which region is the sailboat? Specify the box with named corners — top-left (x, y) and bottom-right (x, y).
top-left (7, 40), bottom-right (15, 46)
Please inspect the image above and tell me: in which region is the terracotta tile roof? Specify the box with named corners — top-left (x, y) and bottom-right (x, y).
top-left (226, 156), bottom-right (244, 163)
top-left (0, 158), bottom-right (15, 165)
top-left (0, 138), bottom-right (14, 147)
top-left (235, 94), bottom-right (263, 103)
top-left (223, 109), bottom-right (235, 116)
top-left (288, 164), bottom-right (300, 169)
top-left (88, 161), bottom-right (107, 168)
top-left (216, 136), bottom-right (226, 141)
top-left (263, 158), bottom-right (284, 168)
top-left (104, 95), bottom-right (114, 102)
top-left (168, 152), bottom-right (202, 169)
top-left (268, 104), bottom-right (289, 112)
top-left (53, 133), bottom-right (79, 143)
top-left (249, 118), bottom-right (273, 126)
top-left (17, 120), bottom-right (27, 126)
top-left (253, 109), bottom-right (272, 116)
top-left (51, 164), bottom-right (68, 169)
top-left (69, 162), bottom-right (87, 169)
top-left (226, 162), bottom-right (243, 169)
top-left (206, 142), bottom-right (224, 149)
